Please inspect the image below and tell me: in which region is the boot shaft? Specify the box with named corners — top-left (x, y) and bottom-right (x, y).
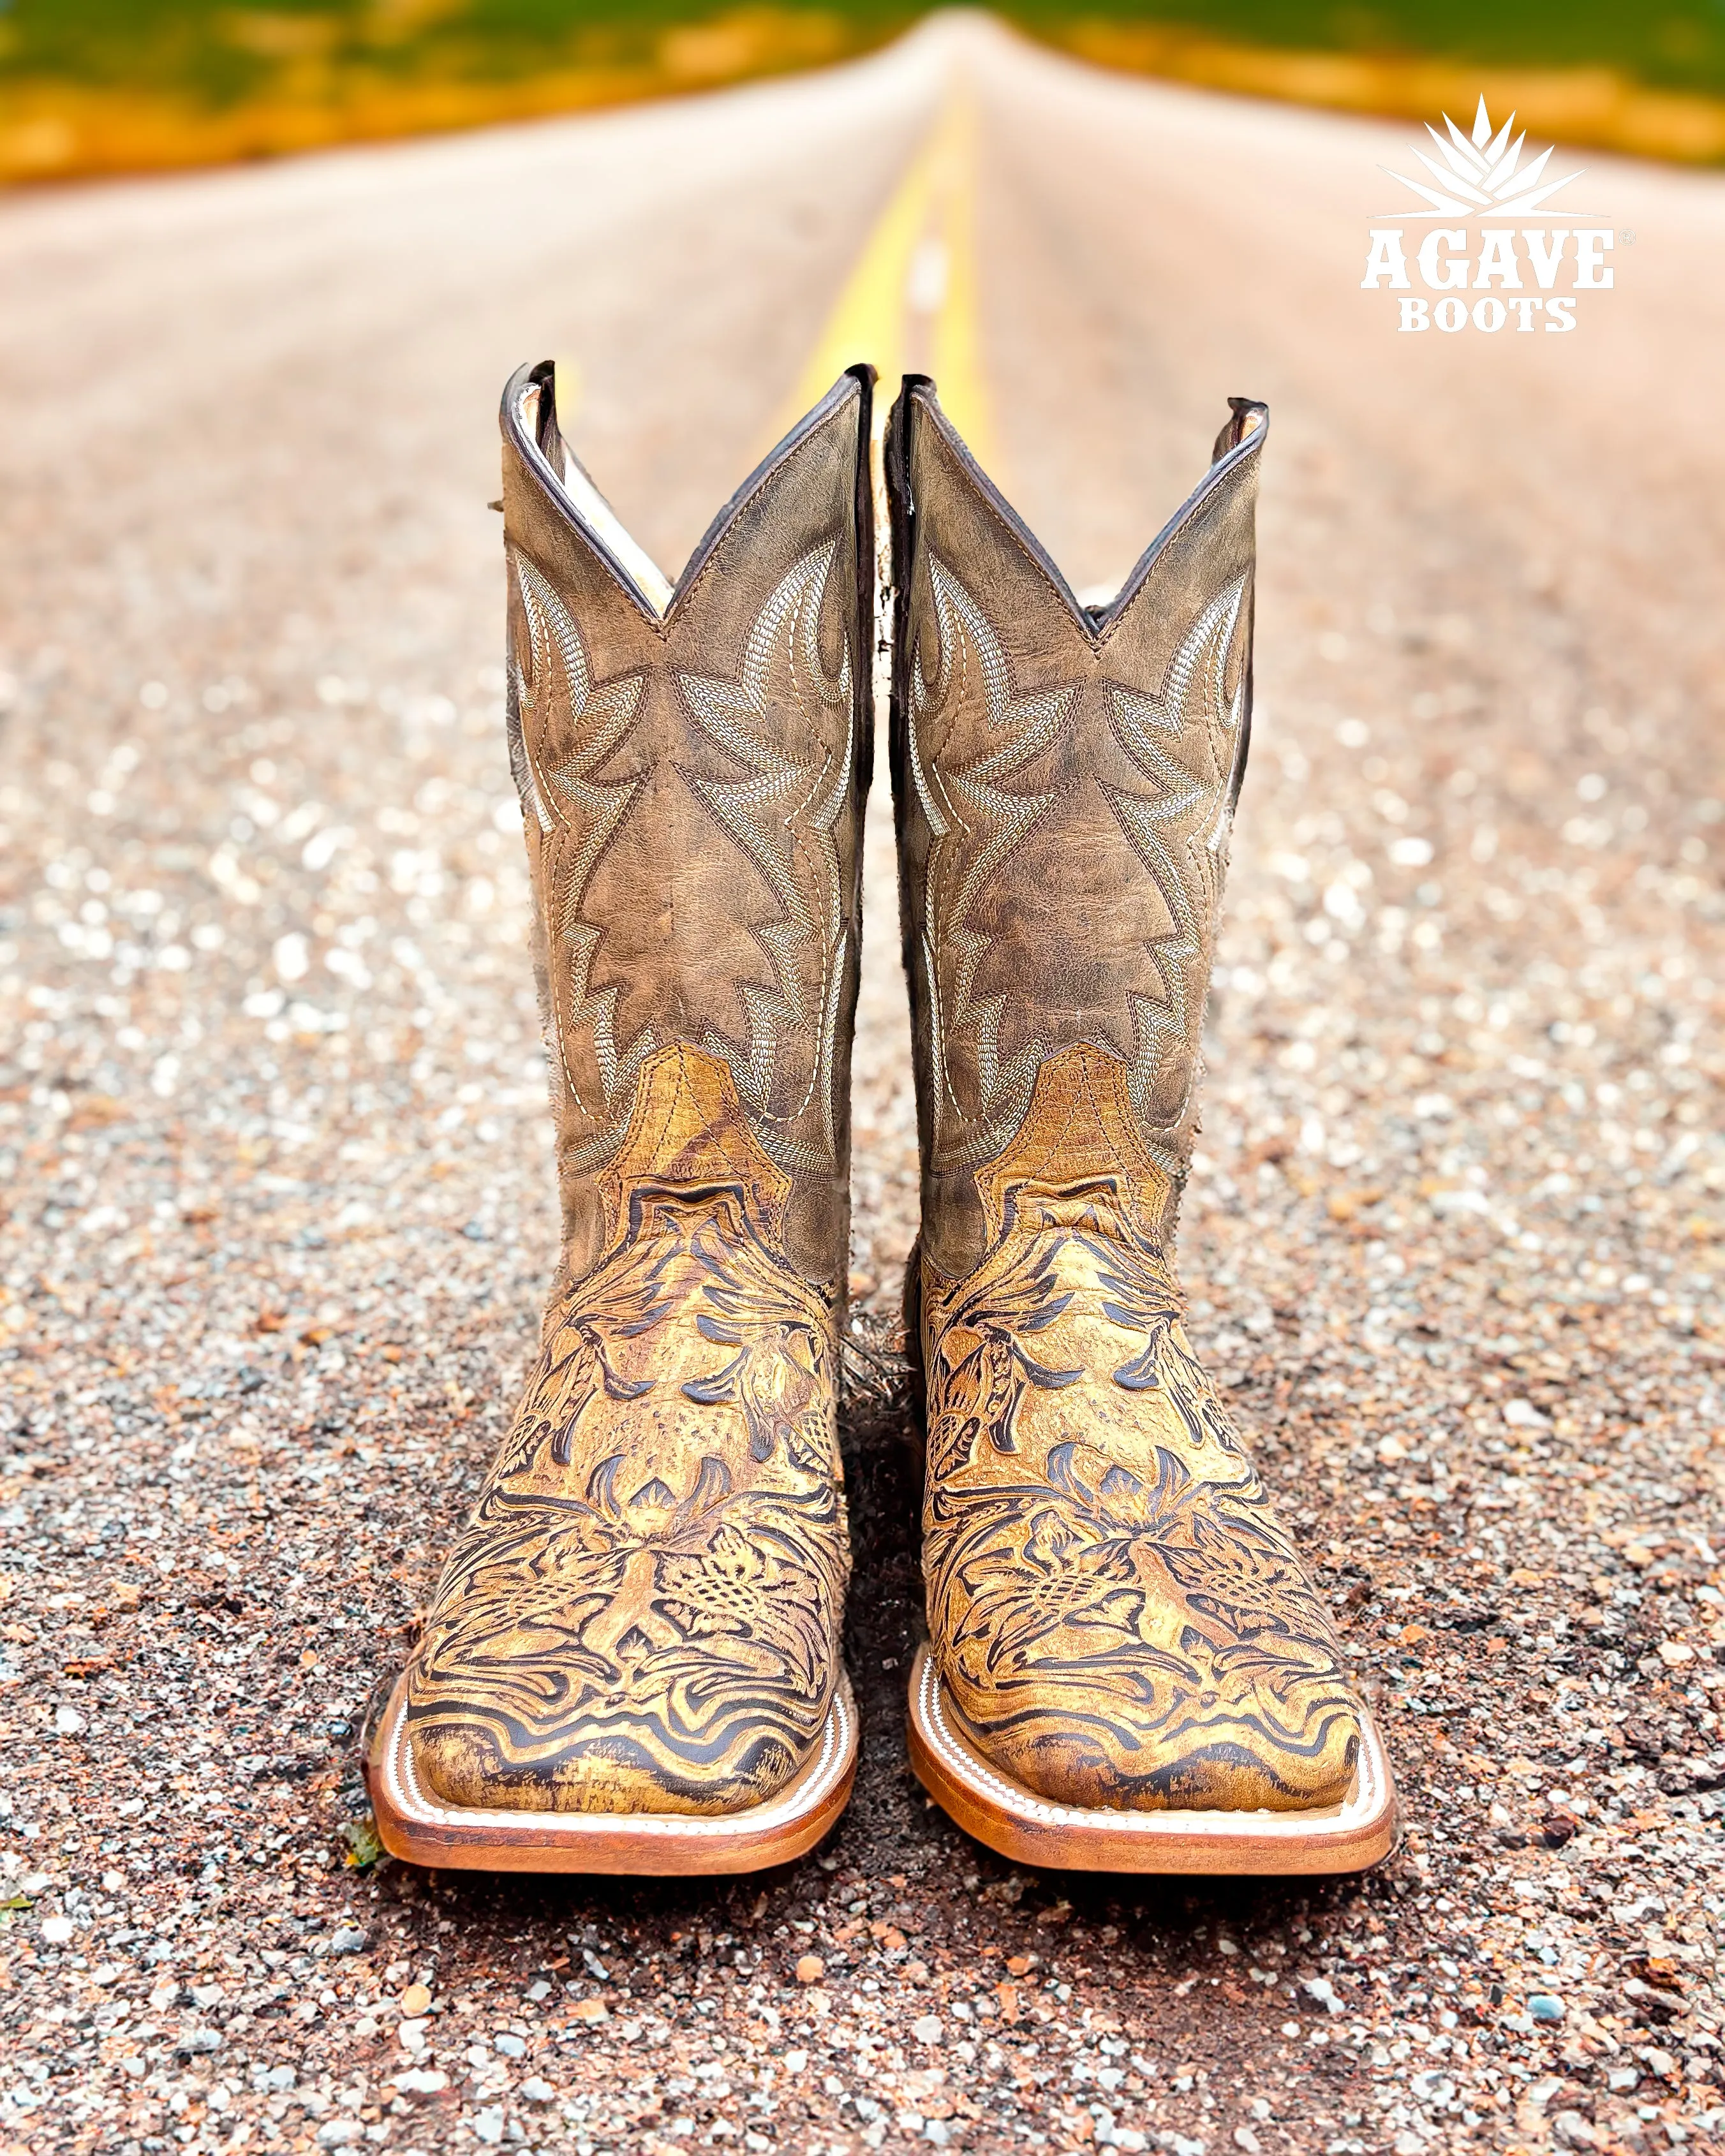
top-left (887, 378), bottom-right (1264, 1277)
top-left (500, 362), bottom-right (875, 1289)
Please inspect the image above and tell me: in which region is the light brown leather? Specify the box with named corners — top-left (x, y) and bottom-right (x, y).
top-left (405, 364), bottom-right (871, 1817)
top-left (891, 380), bottom-right (1361, 1813)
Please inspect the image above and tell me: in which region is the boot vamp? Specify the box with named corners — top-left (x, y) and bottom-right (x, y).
top-left (406, 1188), bottom-right (848, 1817)
top-left (922, 1216), bottom-right (1359, 1813)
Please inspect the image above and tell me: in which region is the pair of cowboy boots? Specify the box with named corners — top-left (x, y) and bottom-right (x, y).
top-left (362, 361), bottom-right (1395, 1876)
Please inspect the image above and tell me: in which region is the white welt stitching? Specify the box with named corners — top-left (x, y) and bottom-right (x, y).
top-left (917, 1656), bottom-right (1386, 1842)
top-left (385, 1684), bottom-right (855, 1840)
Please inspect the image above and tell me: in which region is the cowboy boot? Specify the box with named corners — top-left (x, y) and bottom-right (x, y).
top-left (887, 379), bottom-right (1395, 1872)
top-left (366, 361), bottom-right (873, 1873)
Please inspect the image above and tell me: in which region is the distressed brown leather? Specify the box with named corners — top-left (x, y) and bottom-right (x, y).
top-left (404, 364), bottom-right (871, 1816)
top-left (890, 380), bottom-right (1361, 1813)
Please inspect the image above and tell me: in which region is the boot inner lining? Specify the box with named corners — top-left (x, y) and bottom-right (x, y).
top-left (515, 380), bottom-right (676, 620)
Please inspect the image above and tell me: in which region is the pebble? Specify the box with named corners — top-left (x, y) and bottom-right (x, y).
top-left (794, 1954), bottom-right (825, 1984)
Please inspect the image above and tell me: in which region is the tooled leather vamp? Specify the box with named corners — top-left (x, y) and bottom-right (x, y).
top-left (920, 1049), bottom-right (1358, 1813)
top-left (408, 1050), bottom-right (849, 1815)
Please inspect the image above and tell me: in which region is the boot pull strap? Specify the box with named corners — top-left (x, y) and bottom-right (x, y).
top-left (1212, 397), bottom-right (1268, 463)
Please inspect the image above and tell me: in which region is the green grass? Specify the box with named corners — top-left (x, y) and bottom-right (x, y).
top-left (4, 1), bottom-right (1724, 105)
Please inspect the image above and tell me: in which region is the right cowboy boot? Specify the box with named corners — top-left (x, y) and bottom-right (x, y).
top-left (889, 378), bottom-right (1395, 1872)
top-left (366, 361), bottom-right (873, 1873)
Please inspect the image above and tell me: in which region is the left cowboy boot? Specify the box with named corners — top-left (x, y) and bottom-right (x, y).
top-left (888, 378), bottom-right (1395, 1872)
top-left (364, 360), bottom-right (872, 1873)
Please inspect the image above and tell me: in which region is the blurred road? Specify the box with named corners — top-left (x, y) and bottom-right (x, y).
top-left (2, 16), bottom-right (1724, 2155)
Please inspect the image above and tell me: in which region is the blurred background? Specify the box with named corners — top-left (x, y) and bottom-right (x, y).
top-left (4, 0), bottom-right (1725, 184)
top-left (3, 6), bottom-right (1723, 2153)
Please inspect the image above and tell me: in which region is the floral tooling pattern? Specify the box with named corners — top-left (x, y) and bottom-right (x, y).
top-left (919, 1047), bottom-right (1359, 1812)
top-left (408, 1049), bottom-right (848, 1815)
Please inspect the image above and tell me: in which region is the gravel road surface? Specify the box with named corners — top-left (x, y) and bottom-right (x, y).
top-left (2, 18), bottom-right (1722, 2156)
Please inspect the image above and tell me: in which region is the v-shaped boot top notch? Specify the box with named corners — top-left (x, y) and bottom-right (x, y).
top-left (501, 359), bottom-right (874, 628)
top-left (888, 375), bottom-right (1267, 645)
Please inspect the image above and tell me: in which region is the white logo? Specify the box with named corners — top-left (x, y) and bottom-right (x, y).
top-left (1379, 94), bottom-right (1590, 220)
top-left (1361, 98), bottom-right (1619, 336)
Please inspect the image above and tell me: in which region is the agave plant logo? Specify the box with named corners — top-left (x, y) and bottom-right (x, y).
top-left (1362, 95), bottom-right (1620, 334)
top-left (1380, 95), bottom-right (1594, 220)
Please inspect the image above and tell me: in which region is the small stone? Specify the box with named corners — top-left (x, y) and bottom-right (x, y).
top-left (794, 1954), bottom-right (825, 1984)
top-left (1280, 2020), bottom-right (1301, 2037)
top-left (329, 1925), bottom-right (367, 1954)
top-left (175, 2028), bottom-right (223, 2057)
top-left (472, 2109), bottom-right (505, 2147)
top-left (391, 2069), bottom-right (448, 2095)
top-left (1504, 1399), bottom-right (1550, 1430)
top-left (1657, 1641), bottom-right (1694, 1667)
top-left (315, 2125), bottom-right (363, 2150)
top-left (912, 2015), bottom-right (943, 2044)
top-left (38, 1916), bottom-right (73, 1946)
top-left (399, 1982), bottom-right (433, 2016)
top-left (493, 2032), bottom-right (526, 2058)
top-left (519, 2077), bottom-right (555, 2103)
top-left (1528, 1993), bottom-right (1566, 2021)
top-left (569, 1998), bottom-right (609, 2022)
top-left (53, 1706), bottom-right (86, 1735)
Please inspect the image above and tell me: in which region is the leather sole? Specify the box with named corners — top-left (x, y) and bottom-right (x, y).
top-left (907, 1645), bottom-right (1397, 1875)
top-left (363, 1668), bottom-right (857, 1875)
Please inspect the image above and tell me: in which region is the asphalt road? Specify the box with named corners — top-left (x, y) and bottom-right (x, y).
top-left (1, 17), bottom-right (1723, 2156)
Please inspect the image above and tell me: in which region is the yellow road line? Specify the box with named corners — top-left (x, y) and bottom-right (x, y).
top-left (777, 92), bottom-right (996, 470)
top-left (784, 129), bottom-right (938, 426)
top-left (924, 94), bottom-right (993, 467)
